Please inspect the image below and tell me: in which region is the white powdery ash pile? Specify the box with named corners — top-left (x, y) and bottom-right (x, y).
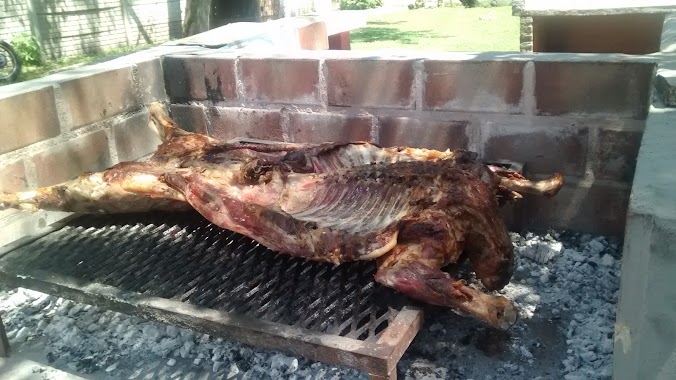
top-left (0, 230), bottom-right (622, 380)
top-left (508, 231), bottom-right (621, 380)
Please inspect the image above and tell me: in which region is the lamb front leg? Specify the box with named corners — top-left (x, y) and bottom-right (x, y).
top-left (0, 162), bottom-right (190, 214)
top-left (374, 245), bottom-right (518, 330)
top-left (487, 165), bottom-right (564, 198)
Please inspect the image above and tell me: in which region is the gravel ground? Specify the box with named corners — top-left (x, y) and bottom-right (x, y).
top-left (0, 230), bottom-right (622, 380)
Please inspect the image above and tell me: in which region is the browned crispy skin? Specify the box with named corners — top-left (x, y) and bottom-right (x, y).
top-left (0, 103), bottom-right (566, 330)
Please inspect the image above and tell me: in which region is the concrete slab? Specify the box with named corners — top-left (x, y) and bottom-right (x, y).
top-left (624, 106), bottom-right (676, 223)
top-left (613, 105), bottom-right (676, 380)
top-left (656, 12), bottom-right (676, 106)
top-left (0, 345), bottom-right (88, 380)
top-left (514, 0), bottom-right (676, 16)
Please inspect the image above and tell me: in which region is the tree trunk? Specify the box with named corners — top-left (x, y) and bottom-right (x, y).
top-left (183, 0), bottom-right (212, 37)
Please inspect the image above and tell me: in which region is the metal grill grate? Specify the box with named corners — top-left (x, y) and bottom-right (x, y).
top-left (2, 211), bottom-right (414, 343)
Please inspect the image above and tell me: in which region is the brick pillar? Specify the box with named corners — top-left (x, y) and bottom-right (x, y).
top-left (520, 16), bottom-right (533, 52)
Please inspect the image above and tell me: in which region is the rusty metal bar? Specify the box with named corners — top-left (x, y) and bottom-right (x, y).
top-left (0, 212), bottom-right (424, 377)
top-left (0, 268), bottom-right (401, 374)
top-left (377, 307), bottom-right (424, 376)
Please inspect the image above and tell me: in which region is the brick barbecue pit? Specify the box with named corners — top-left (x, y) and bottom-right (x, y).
top-left (0, 36), bottom-right (669, 379)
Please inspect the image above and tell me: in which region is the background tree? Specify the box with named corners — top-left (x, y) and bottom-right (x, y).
top-left (183, 0), bottom-right (212, 37)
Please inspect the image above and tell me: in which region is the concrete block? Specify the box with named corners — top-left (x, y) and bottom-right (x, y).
top-left (520, 181), bottom-right (630, 236)
top-left (135, 58), bottom-right (167, 105)
top-left (614, 213), bottom-right (676, 380)
top-left (240, 58), bottom-right (320, 105)
top-left (162, 56), bottom-right (238, 102)
top-left (170, 104), bottom-right (208, 134)
top-left (326, 59), bottom-right (415, 109)
top-left (377, 117), bottom-right (469, 150)
top-left (113, 111), bottom-right (162, 162)
top-left (593, 129), bottom-right (643, 182)
top-left (656, 74), bottom-right (676, 107)
top-left (613, 106), bottom-right (676, 379)
top-left (32, 130), bottom-right (111, 186)
top-left (60, 67), bottom-right (138, 129)
top-left (424, 61), bottom-right (524, 113)
top-left (162, 56), bottom-right (190, 101)
top-left (207, 107), bottom-right (283, 142)
top-left (289, 112), bottom-right (372, 143)
top-left (0, 87), bottom-right (61, 154)
top-left (0, 159), bottom-right (27, 193)
top-left (534, 61), bottom-right (655, 118)
top-left (482, 124), bottom-right (589, 177)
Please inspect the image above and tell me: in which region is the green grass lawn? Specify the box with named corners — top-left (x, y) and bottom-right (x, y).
top-left (350, 6), bottom-right (520, 52)
top-left (12, 44), bottom-right (155, 83)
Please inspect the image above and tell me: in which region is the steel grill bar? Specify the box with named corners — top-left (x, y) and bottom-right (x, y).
top-left (0, 211), bottom-right (424, 379)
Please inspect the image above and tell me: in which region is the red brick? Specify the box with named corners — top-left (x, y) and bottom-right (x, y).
top-left (593, 129), bottom-right (643, 182)
top-left (289, 113), bottom-right (372, 143)
top-left (113, 111), bottom-right (163, 162)
top-left (163, 56), bottom-right (237, 101)
top-left (135, 58), bottom-right (167, 104)
top-left (521, 182), bottom-right (630, 236)
top-left (297, 21), bottom-right (329, 50)
top-left (534, 61), bottom-right (654, 119)
top-left (0, 159), bottom-right (28, 193)
top-left (329, 32), bottom-right (351, 50)
top-left (32, 130), bottom-right (111, 186)
top-left (170, 104), bottom-right (208, 134)
top-left (378, 117), bottom-right (469, 150)
top-left (240, 58), bottom-right (320, 105)
top-left (424, 61), bottom-right (524, 112)
top-left (327, 59), bottom-right (414, 108)
top-left (0, 87), bottom-right (61, 154)
top-left (483, 126), bottom-right (588, 177)
top-left (61, 67), bottom-right (138, 129)
top-left (207, 107), bottom-right (283, 142)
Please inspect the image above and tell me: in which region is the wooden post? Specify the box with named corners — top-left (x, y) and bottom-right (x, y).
top-left (25, 0), bottom-right (45, 62)
top-left (183, 0), bottom-right (212, 37)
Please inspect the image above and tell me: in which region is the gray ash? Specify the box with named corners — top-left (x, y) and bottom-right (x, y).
top-left (0, 229), bottom-right (621, 380)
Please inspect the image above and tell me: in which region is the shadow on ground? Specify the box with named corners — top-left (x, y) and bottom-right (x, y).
top-left (351, 26), bottom-right (444, 45)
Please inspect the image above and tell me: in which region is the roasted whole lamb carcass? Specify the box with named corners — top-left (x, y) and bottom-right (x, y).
top-left (0, 103), bottom-right (563, 330)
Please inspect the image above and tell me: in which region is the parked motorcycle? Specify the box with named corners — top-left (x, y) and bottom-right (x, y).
top-left (0, 40), bottom-right (22, 84)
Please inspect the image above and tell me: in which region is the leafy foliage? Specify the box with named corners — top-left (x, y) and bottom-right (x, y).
top-left (460, 0), bottom-right (479, 7)
top-left (408, 0), bottom-right (426, 10)
top-left (10, 33), bottom-right (42, 66)
top-left (339, 0), bottom-right (383, 10)
top-left (461, 0), bottom-right (511, 7)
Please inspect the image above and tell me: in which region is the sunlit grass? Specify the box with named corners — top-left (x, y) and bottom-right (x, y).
top-left (350, 6), bottom-right (519, 52)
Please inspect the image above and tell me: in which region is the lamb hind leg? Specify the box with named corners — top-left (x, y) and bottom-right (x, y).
top-left (375, 245), bottom-right (518, 330)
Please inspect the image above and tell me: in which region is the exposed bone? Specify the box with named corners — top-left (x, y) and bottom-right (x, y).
top-left (0, 103), bottom-right (566, 330)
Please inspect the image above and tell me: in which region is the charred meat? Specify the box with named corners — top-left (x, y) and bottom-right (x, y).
top-left (0, 103), bottom-right (564, 330)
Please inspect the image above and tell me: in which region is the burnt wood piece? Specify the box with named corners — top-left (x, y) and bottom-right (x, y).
top-left (0, 212), bottom-right (423, 378)
top-left (0, 315), bottom-right (9, 357)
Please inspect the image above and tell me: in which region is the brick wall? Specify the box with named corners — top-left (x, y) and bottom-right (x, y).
top-left (0, 49), bottom-right (657, 245)
top-left (0, 1), bottom-right (32, 42)
top-left (0, 53), bottom-right (167, 248)
top-left (161, 50), bottom-right (656, 236)
top-left (0, 0), bottom-right (186, 60)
